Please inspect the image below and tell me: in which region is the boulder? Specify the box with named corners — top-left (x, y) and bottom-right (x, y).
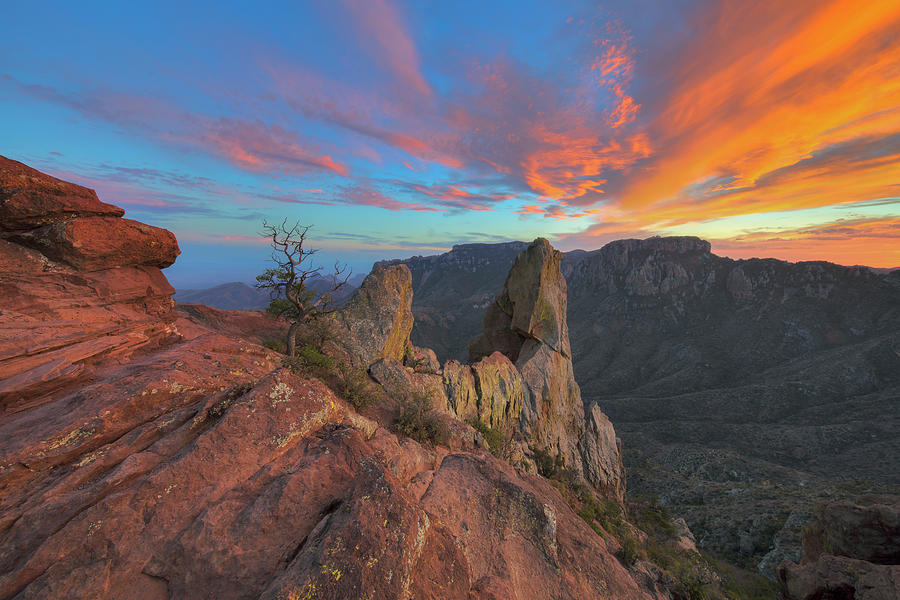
top-left (777, 495), bottom-right (900, 599)
top-left (332, 264), bottom-right (414, 366)
top-left (469, 238), bottom-right (569, 360)
top-left (778, 555), bottom-right (899, 600)
top-left (0, 155), bottom-right (124, 229)
top-left (802, 495), bottom-right (900, 565)
top-left (443, 359), bottom-right (479, 418)
top-left (470, 351), bottom-right (525, 430)
top-left (440, 352), bottom-right (524, 432)
top-left (403, 343), bottom-right (441, 374)
top-left (10, 216), bottom-right (179, 271)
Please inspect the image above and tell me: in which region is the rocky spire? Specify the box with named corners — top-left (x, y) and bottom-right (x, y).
top-left (470, 238), bottom-right (625, 498)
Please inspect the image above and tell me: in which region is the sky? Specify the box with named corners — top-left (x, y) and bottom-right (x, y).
top-left (2, 0), bottom-right (899, 287)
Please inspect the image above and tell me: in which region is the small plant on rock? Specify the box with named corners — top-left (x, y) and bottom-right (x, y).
top-left (468, 419), bottom-right (508, 457)
top-left (282, 344), bottom-right (335, 377)
top-left (396, 392), bottom-right (447, 445)
top-left (340, 365), bottom-right (378, 410)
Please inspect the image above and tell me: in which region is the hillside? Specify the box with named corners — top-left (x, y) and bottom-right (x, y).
top-left (174, 282), bottom-right (271, 310)
top-left (388, 237), bottom-right (900, 572)
top-left (175, 276), bottom-right (359, 311)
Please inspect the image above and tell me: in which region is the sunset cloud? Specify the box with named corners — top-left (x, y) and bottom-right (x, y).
top-left (4, 0), bottom-right (899, 273)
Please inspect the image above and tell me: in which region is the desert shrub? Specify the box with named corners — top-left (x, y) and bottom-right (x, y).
top-left (634, 501), bottom-right (678, 539)
top-left (341, 366), bottom-right (378, 410)
top-left (616, 534), bottom-right (641, 565)
top-left (708, 556), bottom-right (777, 600)
top-left (469, 419), bottom-right (507, 457)
top-left (533, 446), bottom-right (565, 478)
top-left (396, 392), bottom-right (447, 445)
top-left (262, 337), bottom-right (286, 353)
top-left (578, 494), bottom-right (628, 539)
top-left (282, 344), bottom-right (335, 377)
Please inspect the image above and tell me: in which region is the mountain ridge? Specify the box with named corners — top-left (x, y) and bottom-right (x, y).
top-left (388, 235), bottom-right (900, 572)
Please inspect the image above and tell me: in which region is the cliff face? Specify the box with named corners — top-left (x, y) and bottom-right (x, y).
top-left (0, 156), bottom-right (180, 406)
top-left (391, 236), bottom-right (900, 570)
top-left (0, 159), bottom-right (664, 599)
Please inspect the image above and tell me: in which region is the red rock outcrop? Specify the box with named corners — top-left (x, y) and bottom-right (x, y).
top-left (0, 159), bottom-right (665, 599)
top-left (0, 155), bottom-right (180, 407)
top-left (0, 156), bottom-right (124, 229)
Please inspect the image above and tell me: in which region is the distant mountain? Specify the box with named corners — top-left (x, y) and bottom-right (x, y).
top-left (175, 275), bottom-right (359, 311)
top-left (175, 282), bottom-right (270, 310)
top-left (389, 237), bottom-right (900, 572)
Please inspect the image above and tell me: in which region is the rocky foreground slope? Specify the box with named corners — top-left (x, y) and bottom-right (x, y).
top-left (0, 158), bottom-right (672, 599)
top-left (385, 237), bottom-right (900, 573)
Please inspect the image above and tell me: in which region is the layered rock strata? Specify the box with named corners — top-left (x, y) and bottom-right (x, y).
top-left (0, 156), bottom-right (180, 407)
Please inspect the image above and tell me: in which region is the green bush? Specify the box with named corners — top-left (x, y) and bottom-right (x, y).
top-left (341, 366), bottom-right (378, 410)
top-left (616, 535), bottom-right (641, 565)
top-left (282, 345), bottom-right (335, 376)
top-left (634, 502), bottom-right (679, 539)
top-left (397, 393), bottom-right (447, 445)
top-left (533, 446), bottom-right (565, 478)
top-left (262, 337), bottom-right (286, 353)
top-left (469, 419), bottom-right (507, 457)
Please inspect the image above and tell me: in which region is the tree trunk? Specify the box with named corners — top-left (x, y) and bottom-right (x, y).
top-left (286, 321), bottom-right (300, 357)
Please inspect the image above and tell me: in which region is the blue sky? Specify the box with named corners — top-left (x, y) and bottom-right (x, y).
top-left (3, 0), bottom-right (898, 287)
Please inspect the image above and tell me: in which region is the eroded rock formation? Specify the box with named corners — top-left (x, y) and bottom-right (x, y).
top-left (391, 235), bottom-right (900, 568)
top-left (0, 159), bottom-right (664, 600)
top-left (331, 263), bottom-right (414, 366)
top-left (469, 238), bottom-right (625, 499)
top-left (0, 156), bottom-right (180, 406)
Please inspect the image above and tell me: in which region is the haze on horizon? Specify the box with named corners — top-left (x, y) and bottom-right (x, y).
top-left (2, 0), bottom-right (898, 288)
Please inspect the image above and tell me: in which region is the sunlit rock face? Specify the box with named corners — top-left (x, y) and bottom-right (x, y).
top-left (0, 155), bottom-right (180, 406)
top-left (331, 263), bottom-right (415, 366)
top-left (442, 351), bottom-right (525, 431)
top-left (469, 238), bottom-right (626, 499)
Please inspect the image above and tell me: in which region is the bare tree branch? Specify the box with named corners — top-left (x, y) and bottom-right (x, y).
top-left (256, 219), bottom-right (351, 356)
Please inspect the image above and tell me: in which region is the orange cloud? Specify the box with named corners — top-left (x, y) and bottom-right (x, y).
top-left (709, 217), bottom-right (900, 267)
top-left (618, 0), bottom-right (900, 217)
top-left (202, 119), bottom-right (350, 176)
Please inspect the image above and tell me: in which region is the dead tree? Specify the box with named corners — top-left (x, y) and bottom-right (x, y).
top-left (255, 219), bottom-right (350, 356)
